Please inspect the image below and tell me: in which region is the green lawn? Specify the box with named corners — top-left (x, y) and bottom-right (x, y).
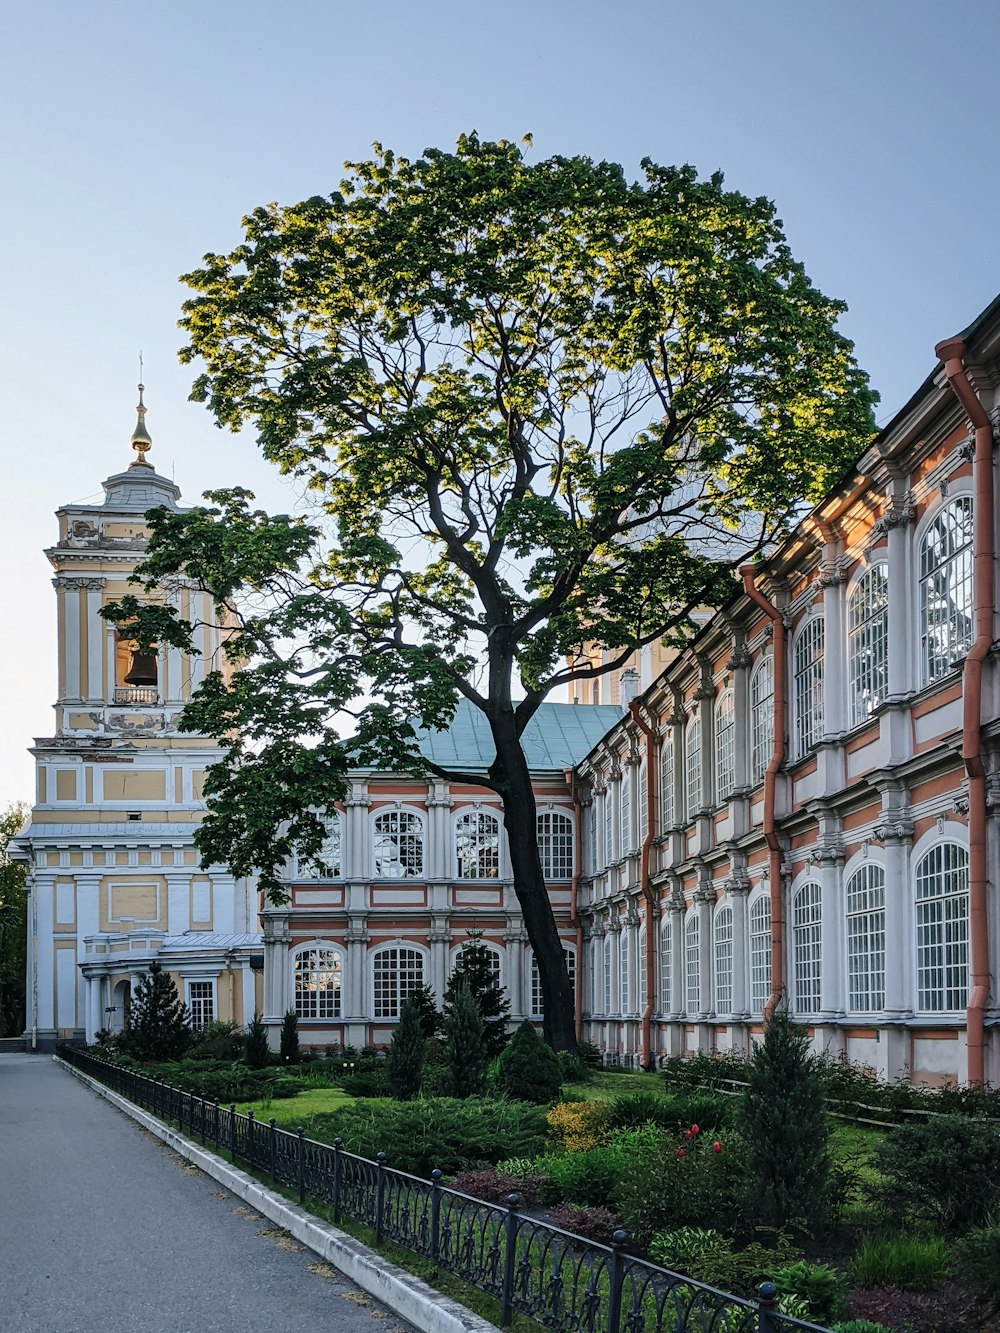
top-left (562, 1069), bottom-right (658, 1101)
top-left (238, 1084), bottom-right (354, 1126)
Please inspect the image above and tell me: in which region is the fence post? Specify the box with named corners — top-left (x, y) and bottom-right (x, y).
top-left (247, 1110), bottom-right (255, 1169)
top-left (332, 1137), bottom-right (343, 1224)
top-left (757, 1282), bottom-right (778, 1333)
top-left (200, 1097), bottom-right (206, 1147)
top-left (213, 1100), bottom-right (220, 1151)
top-left (500, 1192), bottom-right (521, 1328)
top-left (229, 1104), bottom-right (237, 1161)
top-left (430, 1169), bottom-right (442, 1262)
top-left (297, 1127), bottom-right (306, 1205)
top-left (375, 1152), bottom-right (387, 1244)
top-left (607, 1230), bottom-right (627, 1333)
top-left (269, 1117), bottom-right (277, 1183)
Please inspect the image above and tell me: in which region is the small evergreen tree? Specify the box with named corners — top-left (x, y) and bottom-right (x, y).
top-left (444, 983), bottom-right (487, 1098)
top-left (495, 1019), bottom-right (562, 1104)
top-left (386, 995), bottom-right (425, 1101)
top-left (406, 983), bottom-right (442, 1040)
top-left (740, 1005), bottom-right (831, 1232)
top-left (244, 1010), bottom-right (270, 1069)
top-left (279, 1009), bottom-right (300, 1063)
top-left (121, 960), bottom-right (192, 1061)
top-left (443, 935), bottom-right (511, 1059)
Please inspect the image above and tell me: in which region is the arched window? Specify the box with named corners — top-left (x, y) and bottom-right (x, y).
top-left (686, 715), bottom-right (702, 820)
top-left (620, 764), bottom-right (633, 855)
top-left (685, 915), bottom-right (700, 1014)
top-left (637, 762), bottom-right (648, 845)
top-left (455, 809), bottom-right (500, 879)
top-left (372, 946), bottom-right (425, 1019)
top-left (659, 734), bottom-right (675, 830)
top-left (537, 809), bottom-right (574, 879)
top-left (637, 924), bottom-right (647, 1012)
top-left (920, 497), bottom-right (974, 683)
top-left (589, 938), bottom-right (599, 1013)
top-left (603, 934), bottom-right (612, 1014)
top-left (372, 810), bottom-right (424, 879)
top-left (294, 946), bottom-right (343, 1019)
top-left (604, 783), bottom-right (615, 866)
top-left (846, 863), bottom-right (885, 1012)
top-left (587, 799), bottom-right (598, 875)
top-left (750, 657), bottom-right (774, 785)
top-left (915, 843), bottom-right (969, 1012)
top-left (792, 882), bottom-right (822, 1014)
top-left (715, 691), bottom-right (736, 802)
top-left (659, 918), bottom-right (672, 1012)
top-left (749, 896), bottom-right (772, 1014)
top-left (714, 906), bottom-right (733, 1016)
top-left (619, 928), bottom-right (630, 1013)
top-left (849, 565), bottom-right (889, 726)
top-left (533, 943), bottom-right (578, 1013)
top-left (296, 814), bottom-right (342, 880)
top-left (793, 618), bottom-right (825, 757)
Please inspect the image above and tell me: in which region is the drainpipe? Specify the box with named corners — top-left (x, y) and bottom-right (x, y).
top-left (566, 768), bottom-right (584, 1042)
top-left (629, 701), bottom-right (659, 1069)
top-left (935, 336), bottom-right (995, 1087)
top-left (740, 566), bottom-right (787, 1017)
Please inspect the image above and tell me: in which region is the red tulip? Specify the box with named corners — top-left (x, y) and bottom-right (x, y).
top-left (683, 1130), bottom-right (692, 1140)
top-left (712, 1141), bottom-right (722, 1153)
top-left (676, 1148), bottom-right (685, 1157)
top-left (691, 1124), bottom-right (700, 1134)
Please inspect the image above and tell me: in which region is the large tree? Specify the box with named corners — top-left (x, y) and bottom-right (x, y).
top-left (0, 802), bottom-right (29, 1038)
top-left (104, 135), bottom-right (875, 1051)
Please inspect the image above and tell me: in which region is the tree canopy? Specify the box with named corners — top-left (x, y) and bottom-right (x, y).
top-left (0, 802), bottom-right (28, 1038)
top-left (104, 135), bottom-right (876, 1049)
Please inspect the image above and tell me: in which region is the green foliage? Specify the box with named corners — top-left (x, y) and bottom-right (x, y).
top-left (145, 1059), bottom-right (306, 1102)
top-left (772, 1260), bottom-right (850, 1325)
top-left (556, 1050), bottom-right (591, 1084)
top-left (443, 938), bottom-right (510, 1059)
top-left (535, 1127), bottom-right (663, 1206)
top-left (279, 1009), bottom-right (300, 1064)
top-left (615, 1127), bottom-right (747, 1246)
top-left (386, 996), bottom-right (424, 1101)
top-left (649, 1227), bottom-right (802, 1298)
top-left (339, 1067), bottom-right (388, 1097)
top-left (831, 1322), bottom-right (892, 1333)
top-left (868, 1114), bottom-right (1000, 1235)
top-left (848, 1232), bottom-right (948, 1293)
top-left (244, 1011), bottom-right (271, 1069)
top-left (405, 984), bottom-right (441, 1040)
top-left (121, 961), bottom-right (192, 1061)
top-left (189, 1019), bottom-right (244, 1062)
top-left (739, 1006), bottom-right (831, 1233)
top-left (443, 983), bottom-right (488, 1098)
top-left (0, 801), bottom-right (28, 1038)
top-left (308, 1097), bottom-right (549, 1177)
top-left (951, 1222), bottom-right (1000, 1311)
top-left (660, 1050), bottom-right (753, 1093)
top-left (608, 1088), bottom-right (733, 1134)
top-left (494, 1020), bottom-right (562, 1104)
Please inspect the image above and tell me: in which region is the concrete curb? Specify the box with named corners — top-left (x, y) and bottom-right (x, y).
top-left (56, 1057), bottom-right (500, 1333)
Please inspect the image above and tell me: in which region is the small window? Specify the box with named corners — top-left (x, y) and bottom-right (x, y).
top-left (686, 715), bottom-right (702, 820)
top-left (297, 814), bottom-right (342, 880)
top-left (920, 498), bottom-right (974, 683)
top-left (295, 946), bottom-right (343, 1019)
top-left (372, 946), bottom-right (425, 1019)
top-left (846, 864), bottom-right (885, 1012)
top-left (187, 981), bottom-right (214, 1031)
top-left (373, 810), bottom-right (424, 879)
top-left (750, 658), bottom-right (774, 785)
top-left (849, 565), bottom-right (889, 725)
top-left (602, 934), bottom-right (612, 1014)
top-left (455, 809), bottom-right (500, 879)
top-left (659, 918), bottom-right (672, 1012)
top-left (538, 809), bottom-right (574, 880)
top-left (793, 618), bottom-right (825, 757)
top-left (915, 843), bottom-right (969, 1012)
top-left (659, 734), bottom-right (675, 830)
top-left (619, 929), bottom-right (630, 1013)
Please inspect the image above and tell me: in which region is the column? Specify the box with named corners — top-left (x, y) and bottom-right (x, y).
top-left (262, 911), bottom-right (290, 1047)
top-left (60, 577), bottom-right (82, 701)
top-left (505, 923), bottom-right (526, 1021)
top-left (886, 498), bottom-right (914, 701)
top-left (426, 782), bottom-right (452, 880)
top-left (345, 782), bottom-right (370, 879)
top-left (84, 579), bottom-right (106, 703)
top-left (877, 794), bottom-right (914, 1083)
top-left (729, 876), bottom-right (750, 1021)
top-left (428, 914), bottom-right (450, 1001)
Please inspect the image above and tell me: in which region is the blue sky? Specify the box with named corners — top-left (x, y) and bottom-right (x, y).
top-left (2, 0), bottom-right (999, 806)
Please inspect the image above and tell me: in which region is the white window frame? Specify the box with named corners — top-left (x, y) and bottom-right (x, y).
top-left (603, 934), bottom-right (612, 1014)
top-left (792, 881), bottom-right (822, 1015)
top-left (915, 841), bottom-right (969, 1013)
top-left (537, 808), bottom-right (574, 880)
top-left (454, 807), bottom-right (501, 880)
top-left (370, 944), bottom-right (426, 1019)
top-left (845, 861), bottom-right (885, 1013)
top-left (620, 764), bottom-right (633, 855)
top-left (530, 946), bottom-right (576, 1018)
top-left (293, 942), bottom-right (344, 1020)
top-left (637, 761), bottom-right (648, 845)
top-left (186, 979), bottom-right (215, 1031)
top-left (919, 495), bottom-right (974, 684)
top-left (714, 905), bottom-right (733, 1016)
top-left (686, 714), bottom-right (703, 820)
top-left (793, 616), bottom-right (825, 758)
top-left (848, 564), bottom-right (889, 726)
top-left (750, 657), bottom-right (774, 786)
top-left (715, 690), bottom-right (736, 802)
top-left (685, 914), bottom-right (700, 1015)
top-left (295, 812), bottom-right (343, 880)
top-left (659, 733), bottom-right (675, 831)
top-left (372, 808), bottom-right (425, 879)
top-left (659, 917), bottom-right (672, 1013)
top-left (749, 894), bottom-right (772, 1015)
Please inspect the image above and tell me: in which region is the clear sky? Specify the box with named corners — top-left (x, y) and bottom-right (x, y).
top-left (2, 0), bottom-right (999, 808)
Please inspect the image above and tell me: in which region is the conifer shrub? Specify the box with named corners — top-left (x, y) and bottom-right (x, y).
top-left (494, 1020), bottom-right (561, 1104)
top-left (386, 995), bottom-right (424, 1101)
top-left (443, 936), bottom-right (511, 1058)
top-left (189, 1019), bottom-right (244, 1062)
top-left (244, 1010), bottom-right (271, 1069)
top-left (444, 983), bottom-right (488, 1097)
top-left (867, 1114), bottom-right (1000, 1235)
top-left (120, 960), bottom-right (192, 1061)
top-left (406, 983), bottom-right (442, 1040)
top-left (279, 1009), bottom-right (300, 1064)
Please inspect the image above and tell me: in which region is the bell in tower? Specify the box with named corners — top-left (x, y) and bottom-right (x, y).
top-left (123, 649), bottom-right (158, 686)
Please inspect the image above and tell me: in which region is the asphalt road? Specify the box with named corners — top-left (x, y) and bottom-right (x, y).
top-left (0, 1054), bottom-right (413, 1333)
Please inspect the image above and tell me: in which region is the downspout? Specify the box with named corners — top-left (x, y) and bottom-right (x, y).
top-left (935, 336), bottom-right (994, 1087)
top-left (740, 566), bottom-right (787, 1017)
top-left (629, 700), bottom-right (658, 1069)
top-left (566, 768), bottom-right (584, 1042)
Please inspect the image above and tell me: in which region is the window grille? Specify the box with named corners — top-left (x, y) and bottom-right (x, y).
top-left (849, 565), bottom-right (889, 725)
top-left (637, 925), bottom-right (647, 1010)
top-left (685, 915), bottom-right (700, 1014)
top-left (372, 946), bottom-right (424, 1019)
top-left (846, 864), bottom-right (885, 1012)
top-left (603, 935), bottom-right (612, 1014)
top-left (589, 939), bottom-right (599, 1013)
top-left (659, 919), bottom-right (672, 1012)
top-left (538, 810), bottom-right (574, 879)
top-left (749, 896), bottom-right (772, 1013)
top-left (372, 810), bottom-right (424, 879)
top-left (659, 734), bottom-right (675, 830)
top-left (920, 497), bottom-right (974, 683)
top-left (714, 907), bottom-right (733, 1015)
top-left (715, 691), bottom-right (736, 801)
top-left (188, 981), bottom-right (214, 1030)
top-left (604, 784), bottom-right (615, 866)
top-left (916, 843), bottom-right (969, 1012)
top-left (619, 928), bottom-right (630, 1013)
top-left (793, 618), bottom-right (825, 757)
top-left (792, 882), bottom-right (823, 1014)
top-left (297, 814), bottom-right (342, 879)
top-left (620, 765), bottom-right (633, 855)
top-left (686, 715), bottom-right (702, 820)
top-left (637, 762), bottom-right (648, 844)
top-left (455, 809), bottom-right (500, 879)
top-left (531, 947), bottom-right (576, 1017)
top-left (294, 947), bottom-right (342, 1019)
top-left (750, 658), bottom-right (774, 785)
top-left (588, 800), bottom-right (598, 875)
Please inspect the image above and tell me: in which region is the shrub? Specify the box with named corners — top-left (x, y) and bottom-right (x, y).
top-left (406, 984), bottom-right (442, 1040)
top-left (773, 1260), bottom-right (850, 1325)
top-left (556, 1050), bottom-right (591, 1084)
top-left (660, 1049), bottom-right (751, 1093)
top-left (546, 1203), bottom-right (623, 1242)
top-left (608, 1089), bottom-right (732, 1134)
top-left (848, 1233), bottom-right (948, 1292)
top-left (386, 995), bottom-right (424, 1101)
top-left (649, 1227), bottom-right (801, 1297)
top-left (649, 1226), bottom-right (727, 1274)
top-left (244, 1011), bottom-right (270, 1069)
top-left (615, 1127), bottom-right (747, 1246)
top-left (279, 1010), bottom-right (300, 1064)
top-left (577, 1040), bottom-right (602, 1068)
top-left (120, 961), bottom-right (192, 1061)
top-left (950, 1222), bottom-right (1000, 1311)
top-left (868, 1114), bottom-right (1000, 1235)
top-left (443, 983), bottom-right (487, 1097)
top-left (144, 1060), bottom-right (306, 1102)
top-left (339, 1067), bottom-right (388, 1098)
top-left (847, 1283), bottom-right (985, 1333)
top-left (308, 1097), bottom-right (549, 1177)
top-left (494, 1020), bottom-right (561, 1104)
top-left (449, 1168), bottom-right (544, 1207)
top-left (535, 1126), bottom-right (664, 1207)
top-left (546, 1100), bottom-right (611, 1151)
top-left (189, 1019), bottom-right (244, 1062)
top-left (831, 1323), bottom-right (892, 1333)
top-left (443, 937), bottom-right (511, 1059)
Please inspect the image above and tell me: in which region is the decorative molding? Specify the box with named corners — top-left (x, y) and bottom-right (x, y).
top-left (725, 642), bottom-right (752, 671)
top-left (869, 493), bottom-right (916, 544)
top-left (872, 813), bottom-right (914, 844)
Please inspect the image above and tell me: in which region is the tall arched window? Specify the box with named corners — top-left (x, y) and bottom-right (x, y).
top-left (637, 924), bottom-right (647, 1011)
top-left (686, 715), bottom-right (702, 820)
top-left (637, 762), bottom-right (648, 845)
top-left (620, 764), bottom-right (633, 855)
top-left (372, 810), bottom-right (424, 878)
top-left (588, 800), bottom-right (598, 875)
top-left (846, 863), bottom-right (885, 1012)
top-left (715, 691), bottom-right (736, 801)
top-left (604, 783), bottom-right (615, 866)
top-left (296, 813), bottom-right (342, 879)
top-left (793, 618), bottom-right (825, 757)
top-left (619, 928), bottom-right (630, 1014)
top-left (659, 734), bottom-right (675, 830)
top-left (372, 946), bottom-right (425, 1018)
top-left (749, 896), bottom-right (772, 1014)
top-left (530, 947), bottom-right (575, 1018)
top-left (915, 843), bottom-right (969, 1012)
top-left (685, 915), bottom-right (700, 1014)
top-left (792, 882), bottom-right (822, 1014)
top-left (750, 657), bottom-right (774, 785)
top-left (849, 565), bottom-right (889, 726)
top-left (537, 809), bottom-right (574, 879)
top-left (603, 934), bottom-right (612, 1014)
top-left (659, 918), bottom-right (672, 1012)
top-left (455, 809), bottom-right (500, 879)
top-left (294, 946), bottom-right (343, 1019)
top-left (920, 497), bottom-right (974, 683)
top-left (589, 938), bottom-right (599, 1013)
top-left (714, 906), bottom-right (733, 1016)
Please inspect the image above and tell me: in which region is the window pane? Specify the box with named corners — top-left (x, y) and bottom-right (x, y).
top-left (659, 735), bottom-right (675, 830)
top-left (372, 947), bottom-right (424, 1019)
top-left (916, 844), bottom-right (969, 1011)
top-left (686, 716), bottom-right (702, 820)
top-left (715, 692), bottom-right (735, 801)
top-left (751, 659), bottom-right (774, 785)
top-left (188, 981), bottom-right (214, 1030)
top-left (846, 864), bottom-right (885, 1011)
top-left (532, 948), bottom-right (576, 1018)
top-left (794, 619), bottom-right (825, 757)
top-left (455, 809), bottom-right (500, 879)
top-left (295, 947), bottom-right (342, 1019)
top-left (685, 915), bottom-right (700, 1014)
top-left (849, 566), bottom-right (889, 726)
top-left (659, 920), bottom-right (672, 1013)
top-left (792, 883), bottom-right (822, 1014)
top-left (297, 813), bottom-right (342, 879)
top-left (714, 907), bottom-right (733, 1015)
top-left (373, 811), bottom-right (424, 878)
top-left (538, 811), bottom-right (574, 879)
top-left (920, 498), bottom-right (974, 683)
top-left (750, 897), bottom-right (772, 1013)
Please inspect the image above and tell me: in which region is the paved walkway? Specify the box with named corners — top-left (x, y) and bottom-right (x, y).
top-left (0, 1054), bottom-right (412, 1333)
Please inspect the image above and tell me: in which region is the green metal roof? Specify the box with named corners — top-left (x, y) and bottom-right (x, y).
top-left (415, 699), bottom-right (623, 774)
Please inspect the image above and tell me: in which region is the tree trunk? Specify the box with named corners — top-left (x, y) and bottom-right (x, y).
top-left (489, 714), bottom-right (577, 1053)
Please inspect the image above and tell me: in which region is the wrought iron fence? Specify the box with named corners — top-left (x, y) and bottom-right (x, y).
top-left (58, 1045), bottom-right (831, 1333)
